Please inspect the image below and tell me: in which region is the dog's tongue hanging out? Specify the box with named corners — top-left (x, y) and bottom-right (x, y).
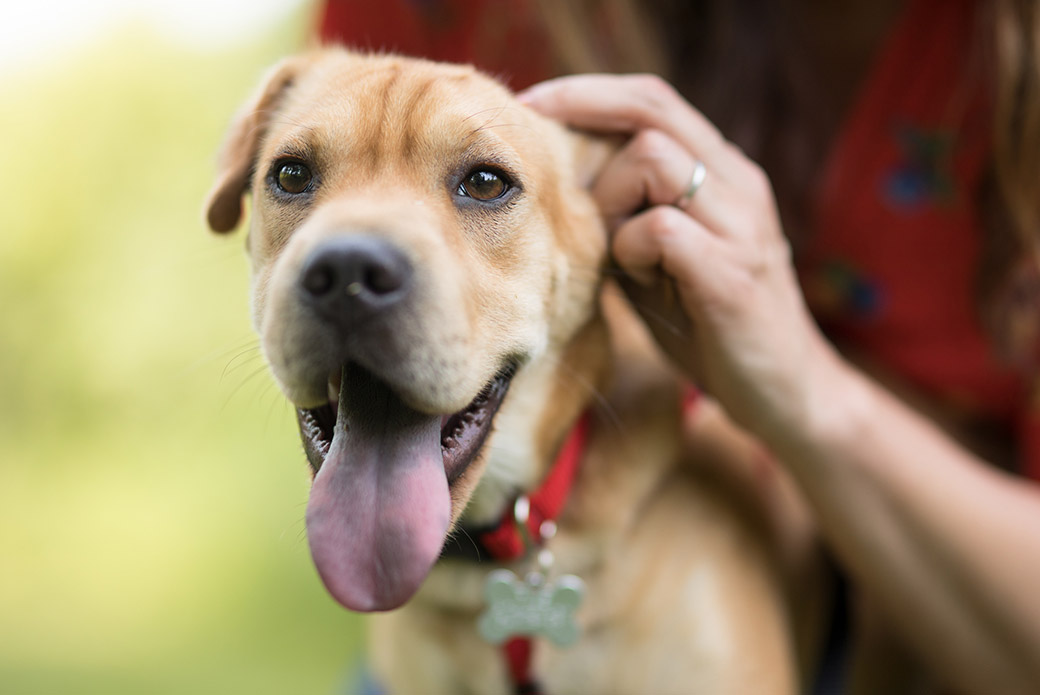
top-left (306, 364), bottom-right (451, 612)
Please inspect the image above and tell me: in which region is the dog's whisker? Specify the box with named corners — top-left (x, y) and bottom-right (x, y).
top-left (463, 105), bottom-right (510, 139)
top-left (457, 526), bottom-right (483, 560)
top-left (260, 380), bottom-right (288, 429)
top-left (461, 104), bottom-right (516, 124)
top-left (444, 525), bottom-right (484, 560)
top-left (220, 363), bottom-right (273, 413)
top-left (626, 300), bottom-right (691, 339)
top-left (247, 369), bottom-right (279, 409)
top-left (285, 515), bottom-right (308, 547)
top-left (470, 122), bottom-right (537, 136)
top-left (220, 355), bottom-right (267, 384)
top-left (220, 345), bottom-right (265, 382)
top-left (544, 355), bottom-right (628, 440)
top-left (179, 335), bottom-right (260, 377)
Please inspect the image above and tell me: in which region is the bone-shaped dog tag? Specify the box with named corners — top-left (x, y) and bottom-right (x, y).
top-left (478, 569), bottom-right (584, 647)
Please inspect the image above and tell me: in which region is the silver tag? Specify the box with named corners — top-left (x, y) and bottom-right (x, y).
top-left (478, 568), bottom-right (584, 647)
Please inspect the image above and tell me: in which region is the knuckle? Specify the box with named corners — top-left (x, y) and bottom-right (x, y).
top-left (746, 234), bottom-right (790, 278)
top-left (729, 271), bottom-right (758, 307)
top-left (723, 141), bottom-right (745, 161)
top-left (631, 73), bottom-right (677, 98)
top-left (629, 128), bottom-right (678, 165)
top-left (644, 205), bottom-right (689, 243)
top-left (744, 160), bottom-right (773, 198)
top-left (628, 73), bottom-right (680, 112)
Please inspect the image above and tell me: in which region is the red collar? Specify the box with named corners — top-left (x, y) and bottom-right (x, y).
top-left (476, 411), bottom-right (592, 562)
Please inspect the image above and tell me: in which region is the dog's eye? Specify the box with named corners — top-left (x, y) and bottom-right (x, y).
top-left (459, 169), bottom-right (508, 201)
top-left (277, 162), bottom-right (312, 194)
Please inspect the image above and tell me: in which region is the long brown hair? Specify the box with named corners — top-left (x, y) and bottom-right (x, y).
top-left (993, 0), bottom-right (1040, 257)
top-left (538, 0), bottom-right (1040, 366)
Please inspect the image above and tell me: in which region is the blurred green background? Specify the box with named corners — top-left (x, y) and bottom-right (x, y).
top-left (0, 2), bottom-right (365, 693)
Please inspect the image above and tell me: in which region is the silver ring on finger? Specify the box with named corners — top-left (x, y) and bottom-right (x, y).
top-left (676, 160), bottom-right (707, 209)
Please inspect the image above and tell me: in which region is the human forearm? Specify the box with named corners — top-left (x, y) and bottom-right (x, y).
top-left (766, 353), bottom-right (1040, 695)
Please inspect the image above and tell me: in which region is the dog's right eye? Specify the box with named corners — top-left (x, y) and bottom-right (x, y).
top-left (458, 169), bottom-right (509, 201)
top-left (276, 162), bottom-right (312, 194)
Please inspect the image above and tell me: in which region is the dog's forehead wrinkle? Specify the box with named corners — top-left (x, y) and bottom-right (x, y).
top-left (310, 61), bottom-right (508, 152)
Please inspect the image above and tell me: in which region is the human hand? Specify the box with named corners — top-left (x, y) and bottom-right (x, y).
top-left (520, 74), bottom-right (845, 443)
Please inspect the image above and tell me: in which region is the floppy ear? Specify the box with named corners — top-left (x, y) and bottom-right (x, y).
top-left (204, 56), bottom-right (312, 233)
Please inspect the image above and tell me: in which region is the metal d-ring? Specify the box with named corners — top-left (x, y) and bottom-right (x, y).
top-left (513, 495), bottom-right (533, 553)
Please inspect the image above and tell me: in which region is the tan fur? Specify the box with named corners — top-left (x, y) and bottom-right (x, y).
top-left (207, 48), bottom-right (819, 694)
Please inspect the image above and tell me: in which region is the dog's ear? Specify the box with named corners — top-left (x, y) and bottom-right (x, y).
top-left (204, 55), bottom-right (312, 233)
top-left (567, 131), bottom-right (621, 190)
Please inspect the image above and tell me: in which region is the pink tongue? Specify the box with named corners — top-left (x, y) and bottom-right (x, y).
top-left (306, 365), bottom-right (450, 612)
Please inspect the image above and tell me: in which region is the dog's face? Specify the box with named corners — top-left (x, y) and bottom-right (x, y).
top-left (206, 51), bottom-right (607, 612)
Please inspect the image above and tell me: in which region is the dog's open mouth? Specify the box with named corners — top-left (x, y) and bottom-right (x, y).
top-left (294, 363), bottom-right (514, 613)
top-left (297, 363), bottom-right (515, 481)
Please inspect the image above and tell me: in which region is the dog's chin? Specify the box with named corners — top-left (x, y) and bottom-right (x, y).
top-left (293, 362), bottom-right (515, 612)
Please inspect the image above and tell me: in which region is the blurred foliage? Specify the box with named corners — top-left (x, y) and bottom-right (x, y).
top-left (0, 8), bottom-right (364, 695)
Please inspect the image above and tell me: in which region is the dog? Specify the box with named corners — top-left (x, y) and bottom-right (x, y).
top-left (205, 49), bottom-right (822, 694)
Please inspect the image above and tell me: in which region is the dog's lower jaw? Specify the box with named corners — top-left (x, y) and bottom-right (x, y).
top-left (461, 354), bottom-right (565, 527)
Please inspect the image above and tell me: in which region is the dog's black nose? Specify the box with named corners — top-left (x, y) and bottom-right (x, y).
top-left (299, 237), bottom-right (412, 323)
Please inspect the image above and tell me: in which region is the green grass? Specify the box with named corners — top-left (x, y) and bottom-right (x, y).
top-left (0, 13), bottom-right (364, 695)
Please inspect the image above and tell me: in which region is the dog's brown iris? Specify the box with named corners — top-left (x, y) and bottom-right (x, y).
top-left (277, 162), bottom-right (312, 194)
top-left (461, 170), bottom-right (507, 201)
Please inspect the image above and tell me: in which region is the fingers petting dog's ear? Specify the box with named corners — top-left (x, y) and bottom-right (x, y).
top-left (567, 131), bottom-right (621, 190)
top-left (204, 55), bottom-right (312, 233)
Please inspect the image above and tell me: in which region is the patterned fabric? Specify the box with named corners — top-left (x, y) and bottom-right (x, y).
top-left (803, 0), bottom-right (1040, 477)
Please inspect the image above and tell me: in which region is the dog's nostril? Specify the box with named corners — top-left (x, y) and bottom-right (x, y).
top-left (365, 264), bottom-right (403, 295)
top-left (302, 264), bottom-right (336, 297)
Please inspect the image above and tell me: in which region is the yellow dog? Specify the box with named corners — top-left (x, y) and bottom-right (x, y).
top-left (206, 49), bottom-right (819, 694)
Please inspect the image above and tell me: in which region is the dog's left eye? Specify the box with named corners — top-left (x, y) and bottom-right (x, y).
top-left (277, 162), bottom-right (312, 194)
top-left (458, 169), bottom-right (508, 201)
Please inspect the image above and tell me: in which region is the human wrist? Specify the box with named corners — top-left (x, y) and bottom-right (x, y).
top-left (760, 340), bottom-right (872, 469)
